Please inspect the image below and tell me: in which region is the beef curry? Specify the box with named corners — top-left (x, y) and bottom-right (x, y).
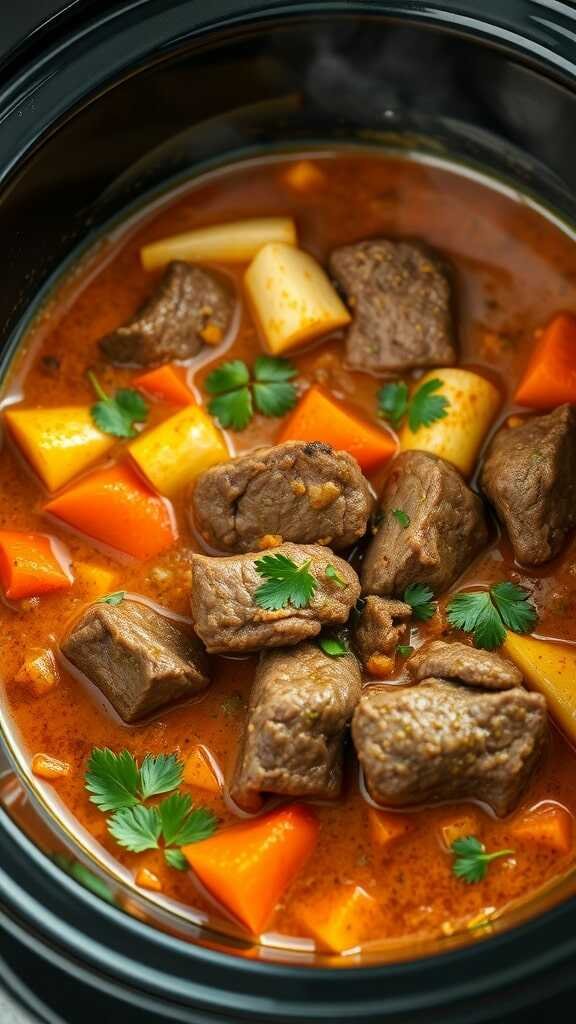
top-left (2, 151), bottom-right (576, 959)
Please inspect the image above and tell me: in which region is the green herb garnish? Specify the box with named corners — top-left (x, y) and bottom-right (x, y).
top-left (85, 749), bottom-right (183, 811)
top-left (97, 591), bottom-right (126, 606)
top-left (318, 634), bottom-right (349, 657)
top-left (254, 552), bottom-right (317, 611)
top-left (392, 509), bottom-right (410, 528)
top-left (89, 372), bottom-right (148, 438)
top-left (325, 564), bottom-right (346, 588)
top-left (403, 583), bottom-right (437, 622)
top-left (396, 644), bottom-right (414, 658)
top-left (378, 377), bottom-right (449, 433)
top-left (451, 835), bottom-right (514, 884)
top-left (205, 356), bottom-right (297, 431)
top-left (108, 804), bottom-right (162, 852)
top-left (446, 581), bottom-right (537, 651)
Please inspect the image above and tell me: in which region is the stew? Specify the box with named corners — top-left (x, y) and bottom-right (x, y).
top-left (2, 151), bottom-right (576, 959)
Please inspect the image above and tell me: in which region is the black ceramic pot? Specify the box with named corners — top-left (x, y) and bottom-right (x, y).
top-left (2, 3), bottom-right (576, 1022)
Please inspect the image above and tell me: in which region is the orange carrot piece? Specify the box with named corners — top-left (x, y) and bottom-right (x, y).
top-left (182, 804), bottom-right (319, 934)
top-left (31, 753), bottom-right (71, 780)
top-left (297, 885), bottom-right (379, 953)
top-left (134, 365), bottom-right (195, 407)
top-left (515, 313), bottom-right (576, 409)
top-left (44, 462), bottom-right (176, 561)
top-left (278, 385), bottom-right (396, 473)
top-left (135, 867), bottom-right (163, 892)
top-left (0, 530), bottom-right (71, 600)
top-left (369, 808), bottom-right (411, 850)
top-left (510, 802), bottom-right (574, 856)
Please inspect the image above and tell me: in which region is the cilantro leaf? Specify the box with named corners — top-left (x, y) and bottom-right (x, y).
top-left (254, 553), bottom-right (317, 611)
top-left (446, 583), bottom-right (537, 650)
top-left (325, 564), bottom-right (346, 588)
top-left (108, 805), bottom-right (161, 852)
top-left (377, 381), bottom-right (409, 427)
top-left (158, 792), bottom-right (217, 847)
top-left (97, 591), bottom-right (125, 606)
top-left (165, 848), bottom-right (189, 871)
top-left (85, 748), bottom-right (140, 812)
top-left (89, 373), bottom-right (148, 439)
top-left (392, 509), bottom-right (410, 528)
top-left (403, 583), bottom-right (437, 622)
top-left (253, 381), bottom-right (297, 417)
top-left (451, 835), bottom-right (514, 884)
top-left (253, 355), bottom-right (297, 383)
top-left (408, 378), bottom-right (450, 431)
top-left (396, 644), bottom-right (414, 658)
top-left (139, 753), bottom-right (183, 800)
top-left (319, 634), bottom-right (349, 657)
top-left (208, 388), bottom-right (252, 430)
top-left (204, 360), bottom-right (250, 394)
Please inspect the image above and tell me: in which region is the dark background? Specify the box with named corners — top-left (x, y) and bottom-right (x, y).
top-left (2, 0), bottom-right (66, 52)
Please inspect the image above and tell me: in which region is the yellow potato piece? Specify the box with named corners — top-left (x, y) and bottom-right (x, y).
top-left (298, 885), bottom-right (379, 953)
top-left (245, 242), bottom-right (351, 355)
top-left (503, 632), bottom-right (576, 743)
top-left (129, 406), bottom-right (228, 497)
top-left (141, 217), bottom-right (297, 270)
top-left (5, 406), bottom-right (114, 492)
top-left (73, 561), bottom-right (119, 601)
top-left (400, 368), bottom-right (501, 477)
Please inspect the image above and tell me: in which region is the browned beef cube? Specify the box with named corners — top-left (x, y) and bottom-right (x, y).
top-left (191, 440), bottom-right (374, 553)
top-left (61, 598), bottom-right (209, 722)
top-left (407, 640), bottom-right (522, 690)
top-left (353, 596), bottom-right (412, 668)
top-left (230, 643), bottom-right (362, 812)
top-left (481, 404), bottom-right (576, 566)
top-left (330, 239), bottom-right (456, 372)
top-left (352, 681), bottom-right (547, 816)
top-left (190, 543), bottom-right (360, 654)
top-left (361, 451), bottom-right (488, 598)
top-left (99, 260), bottom-right (233, 366)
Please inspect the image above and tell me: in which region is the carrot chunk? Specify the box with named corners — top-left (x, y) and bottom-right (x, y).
top-left (44, 462), bottom-right (176, 560)
top-left (515, 314), bottom-right (576, 409)
top-left (278, 385), bottom-right (396, 472)
top-left (0, 530), bottom-right (72, 599)
top-left (135, 867), bottom-right (163, 891)
top-left (297, 885), bottom-right (379, 953)
top-left (510, 802), bottom-right (574, 856)
top-left (32, 753), bottom-right (71, 780)
top-left (134, 365), bottom-right (195, 407)
top-left (182, 803), bottom-right (319, 934)
top-left (369, 808), bottom-right (411, 849)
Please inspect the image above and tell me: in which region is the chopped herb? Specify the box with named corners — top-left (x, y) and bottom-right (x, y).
top-left (319, 634), bottom-right (349, 657)
top-left (158, 792), bottom-right (217, 846)
top-left (139, 753), bottom-right (184, 800)
top-left (108, 804), bottom-right (162, 853)
top-left (396, 644), bottom-right (414, 658)
top-left (205, 356), bottom-right (297, 431)
top-left (377, 377), bottom-right (449, 433)
top-left (97, 591), bottom-right (125, 606)
top-left (85, 748), bottom-right (140, 812)
top-left (392, 509), bottom-right (410, 528)
top-left (451, 835), bottom-right (514, 884)
top-left (377, 381), bottom-right (409, 427)
top-left (89, 372), bottom-right (148, 438)
top-left (403, 583), bottom-right (437, 622)
top-left (164, 848), bottom-right (189, 871)
top-left (325, 563), bottom-right (346, 588)
top-left (446, 581), bottom-right (537, 651)
top-left (254, 552), bottom-right (317, 611)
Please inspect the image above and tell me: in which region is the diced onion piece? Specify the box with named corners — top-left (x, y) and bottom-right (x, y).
top-left (440, 812), bottom-right (480, 850)
top-left (400, 368), bottom-right (501, 477)
top-left (129, 406), bottom-right (228, 497)
top-left (503, 632), bottom-right (576, 745)
top-left (15, 648), bottom-right (59, 696)
top-left (4, 406), bottom-right (114, 492)
top-left (245, 242), bottom-right (351, 355)
top-left (141, 217), bottom-right (297, 271)
top-left (32, 753), bottom-right (71, 780)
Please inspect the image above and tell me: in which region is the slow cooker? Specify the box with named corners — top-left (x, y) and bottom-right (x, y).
top-left (2, 2), bottom-right (576, 1021)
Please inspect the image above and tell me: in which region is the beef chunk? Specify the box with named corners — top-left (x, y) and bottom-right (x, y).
top-left (191, 440), bottom-right (374, 552)
top-left (99, 261), bottom-right (233, 366)
top-left (361, 451), bottom-right (488, 598)
top-left (481, 404), bottom-right (576, 565)
top-left (407, 640), bottom-right (522, 690)
top-left (230, 643), bottom-right (362, 811)
top-left (62, 598), bottom-right (209, 722)
top-left (352, 680), bottom-right (547, 816)
top-left (190, 542), bottom-right (360, 654)
top-left (354, 596), bottom-right (411, 668)
top-left (330, 239), bottom-right (456, 372)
